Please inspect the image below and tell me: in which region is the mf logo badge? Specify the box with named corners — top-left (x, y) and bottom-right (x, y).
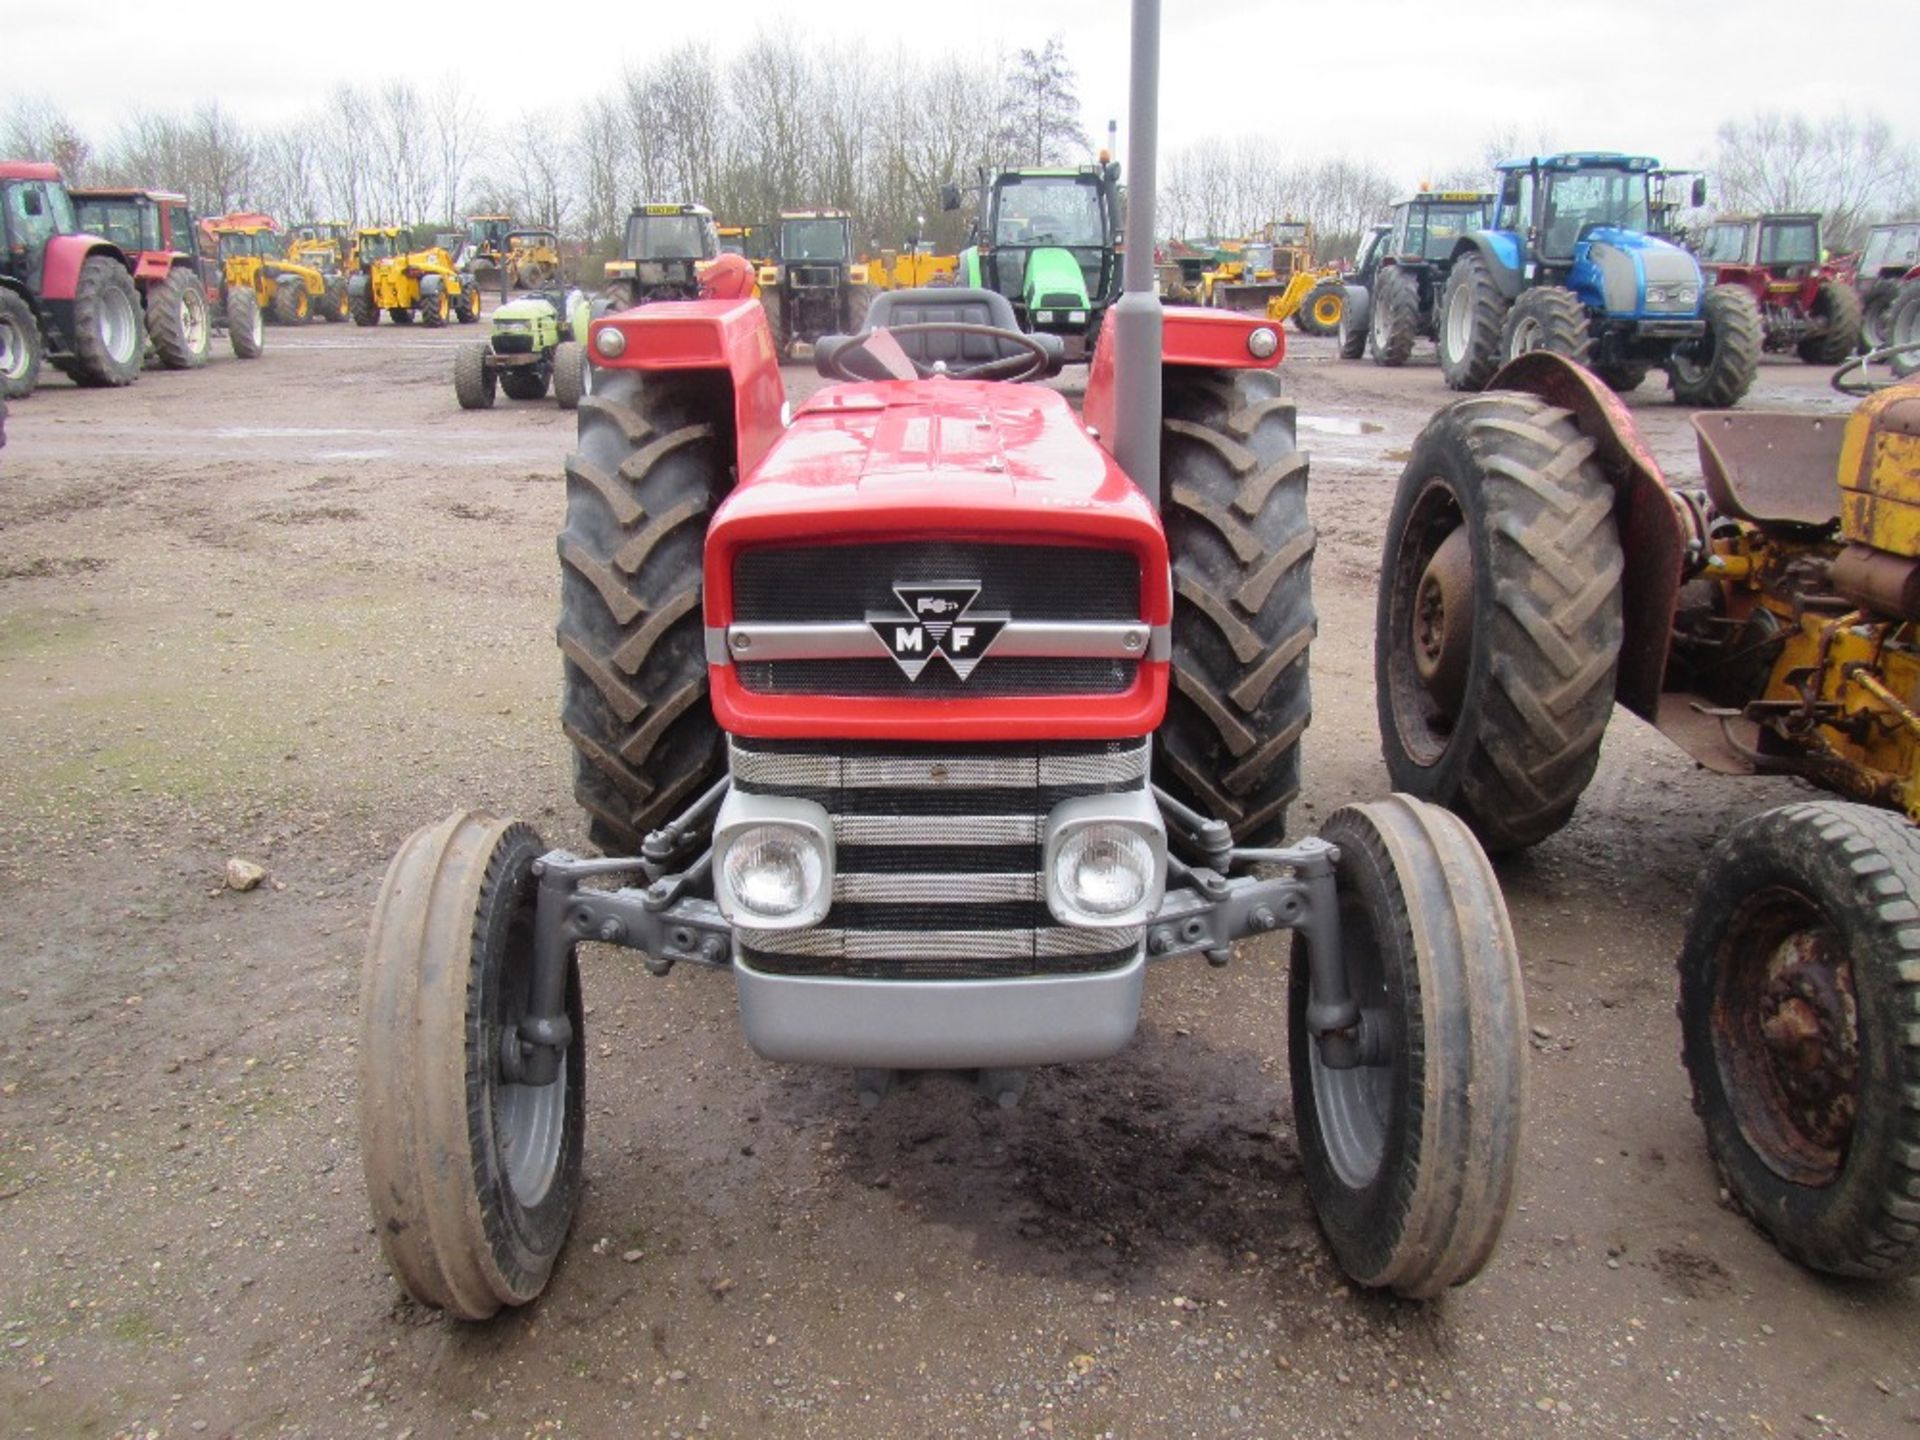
top-left (868, 583), bottom-right (1008, 682)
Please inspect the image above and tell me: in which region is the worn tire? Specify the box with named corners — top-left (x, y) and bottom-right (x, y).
top-left (1592, 361), bottom-right (1649, 392)
top-left (350, 279), bottom-right (378, 327)
top-left (1679, 801), bottom-right (1920, 1280)
top-left (454, 281), bottom-right (480, 324)
top-left (1436, 253), bottom-right (1509, 392)
top-left (0, 287), bottom-right (45, 397)
top-left (1368, 267), bottom-right (1418, 367)
top-left (1376, 391), bottom-right (1622, 853)
top-left (501, 367), bottom-right (549, 402)
top-left (319, 277), bottom-right (348, 322)
top-left (1888, 284), bottom-right (1920, 379)
top-left (389, 307), bottom-right (415, 325)
top-left (1795, 279), bottom-right (1861, 365)
top-left (454, 344), bottom-right (496, 409)
top-left (552, 342), bottom-right (589, 410)
top-left (1157, 369), bottom-right (1314, 846)
top-left (1295, 280), bottom-right (1343, 336)
top-left (359, 813), bottom-right (586, 1319)
top-left (1290, 795), bottom-right (1526, 1298)
top-left (1336, 285), bottom-right (1369, 360)
top-left (419, 282), bottom-right (449, 329)
top-left (558, 367), bottom-right (729, 852)
top-left (270, 278), bottom-right (309, 325)
top-left (1860, 279), bottom-right (1900, 351)
top-left (226, 288), bottom-right (264, 359)
top-left (845, 282), bottom-right (877, 335)
top-left (67, 256), bottom-right (144, 387)
top-left (1669, 284), bottom-right (1761, 409)
top-left (146, 266), bottom-right (210, 369)
top-left (760, 289), bottom-right (790, 362)
top-left (1502, 285), bottom-right (1592, 368)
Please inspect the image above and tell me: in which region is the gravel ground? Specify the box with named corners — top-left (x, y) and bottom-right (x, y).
top-left (0, 311), bottom-right (1913, 1440)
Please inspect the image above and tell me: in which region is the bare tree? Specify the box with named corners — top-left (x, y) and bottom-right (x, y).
top-left (1000, 35), bottom-right (1086, 166)
top-left (3, 97), bottom-right (93, 179)
top-left (1714, 109), bottom-right (1918, 248)
top-left (430, 74), bottom-right (483, 226)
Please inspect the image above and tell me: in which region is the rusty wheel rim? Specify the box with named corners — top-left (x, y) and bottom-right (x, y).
top-left (1713, 886), bottom-right (1860, 1188)
top-left (1385, 479), bottom-right (1473, 766)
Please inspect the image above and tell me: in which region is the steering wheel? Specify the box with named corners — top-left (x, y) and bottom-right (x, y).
top-left (825, 322), bottom-right (1054, 383)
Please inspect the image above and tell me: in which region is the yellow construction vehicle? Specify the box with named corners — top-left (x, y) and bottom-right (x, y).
top-left (347, 228), bottom-right (480, 327)
top-left (715, 224), bottom-right (765, 263)
top-left (505, 228), bottom-right (561, 289)
top-left (460, 214), bottom-right (512, 289)
top-left (868, 243), bottom-right (960, 290)
top-left (210, 222), bottom-right (334, 324)
top-left (286, 221), bottom-right (356, 320)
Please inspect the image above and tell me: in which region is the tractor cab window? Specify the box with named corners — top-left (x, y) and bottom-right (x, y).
top-left (1356, 227), bottom-right (1388, 269)
top-left (994, 177), bottom-right (1105, 247)
top-left (76, 199), bottom-right (158, 253)
top-left (1405, 202), bottom-right (1482, 260)
top-left (359, 233), bottom-right (396, 261)
top-left (1698, 222), bottom-right (1754, 264)
top-left (469, 218), bottom-right (509, 248)
top-left (3, 181), bottom-right (62, 256)
top-left (1494, 172), bottom-right (1533, 233)
top-left (1269, 221), bottom-right (1309, 249)
top-left (1538, 169), bottom-right (1650, 257)
top-left (167, 204), bottom-right (192, 252)
top-left (1757, 220), bottom-right (1819, 266)
top-left (780, 219), bottom-right (849, 262)
top-left (625, 213), bottom-right (716, 261)
top-left (1860, 224), bottom-right (1920, 275)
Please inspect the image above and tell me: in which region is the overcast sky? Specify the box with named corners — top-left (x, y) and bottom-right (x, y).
top-left (5, 0), bottom-right (1915, 189)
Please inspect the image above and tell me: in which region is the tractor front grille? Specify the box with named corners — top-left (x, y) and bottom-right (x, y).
top-left (730, 541), bottom-right (1142, 698)
top-left (730, 737), bottom-right (1147, 980)
top-left (789, 265), bottom-right (841, 288)
top-left (493, 332), bottom-right (535, 355)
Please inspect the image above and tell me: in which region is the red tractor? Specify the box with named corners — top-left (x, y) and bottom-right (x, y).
top-left (1694, 212), bottom-right (1861, 365)
top-left (355, 0), bottom-right (1530, 1321)
top-left (0, 161), bottom-right (145, 397)
top-left (71, 187), bottom-right (263, 368)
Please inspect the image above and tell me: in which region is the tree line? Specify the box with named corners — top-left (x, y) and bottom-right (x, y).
top-left (6, 36), bottom-right (1917, 264)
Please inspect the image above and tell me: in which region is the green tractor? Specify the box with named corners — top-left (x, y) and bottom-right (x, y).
top-left (943, 161), bottom-right (1123, 361)
top-left (453, 286), bottom-right (593, 410)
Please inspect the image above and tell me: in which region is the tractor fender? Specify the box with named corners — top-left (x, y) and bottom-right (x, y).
top-left (1082, 306), bottom-right (1283, 452)
top-left (39, 235), bottom-right (126, 301)
top-left (419, 273), bottom-right (444, 296)
top-left (1483, 351), bottom-right (1690, 723)
top-left (1455, 233), bottom-right (1525, 299)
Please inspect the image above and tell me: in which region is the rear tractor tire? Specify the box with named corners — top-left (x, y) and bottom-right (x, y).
top-left (1291, 795), bottom-right (1526, 1298)
top-left (1859, 279), bottom-right (1900, 351)
top-left (1678, 801), bottom-right (1920, 1280)
top-left (454, 344), bottom-right (496, 409)
top-left (270, 279), bottom-right (310, 325)
top-left (552, 341), bottom-right (590, 410)
top-left (557, 367), bottom-right (730, 852)
top-left (454, 282), bottom-right (480, 324)
top-left (760, 289), bottom-right (791, 362)
top-left (1157, 368), bottom-right (1314, 847)
top-left (1375, 390), bottom-right (1623, 854)
top-left (0, 287), bottom-right (46, 397)
top-left (1795, 279), bottom-right (1861, 366)
top-left (359, 813), bottom-right (586, 1319)
top-left (1669, 284), bottom-right (1762, 409)
top-left (67, 255), bottom-right (144, 388)
top-left (1502, 285), bottom-right (1592, 368)
top-left (226, 289), bottom-right (264, 359)
top-left (1296, 280), bottom-right (1344, 336)
top-left (1368, 267), bottom-right (1418, 368)
top-left (1436, 253), bottom-right (1510, 392)
top-left (147, 267), bottom-right (211, 369)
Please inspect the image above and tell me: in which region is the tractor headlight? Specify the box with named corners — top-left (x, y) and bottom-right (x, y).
top-left (594, 324), bottom-right (627, 359)
top-left (1068, 310), bottom-right (1086, 325)
top-left (1645, 283), bottom-right (1699, 312)
top-left (1043, 792), bottom-right (1166, 929)
top-left (1035, 310), bottom-right (1054, 324)
top-left (1247, 326), bottom-right (1279, 358)
top-left (713, 794), bottom-right (834, 930)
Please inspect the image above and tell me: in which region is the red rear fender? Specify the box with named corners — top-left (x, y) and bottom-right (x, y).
top-left (39, 235), bottom-right (124, 301)
top-left (1082, 304), bottom-right (1284, 452)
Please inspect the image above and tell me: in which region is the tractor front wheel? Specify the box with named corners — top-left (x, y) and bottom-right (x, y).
top-left (1157, 369), bottom-right (1314, 846)
top-left (552, 342), bottom-right (590, 410)
top-left (454, 344), bottom-right (496, 409)
top-left (420, 284), bottom-right (450, 328)
top-left (1669, 284), bottom-right (1762, 408)
top-left (1679, 801), bottom-right (1920, 1280)
top-left (1436, 253), bottom-right (1509, 392)
top-left (1290, 795), bottom-right (1526, 1298)
top-left (557, 367), bottom-right (728, 851)
top-left (1296, 280), bottom-right (1343, 336)
top-left (1796, 279), bottom-right (1862, 365)
top-left (320, 277), bottom-right (349, 323)
top-left (0, 287), bottom-right (45, 397)
top-left (1375, 390), bottom-right (1623, 853)
top-left (350, 280), bottom-right (378, 327)
top-left (226, 289), bottom-right (264, 358)
top-left (1502, 285), bottom-right (1592, 369)
top-left (67, 256), bottom-right (144, 387)
top-left (359, 813), bottom-right (586, 1319)
top-left (1336, 285), bottom-right (1369, 361)
top-left (454, 283), bottom-right (480, 324)
top-left (1368, 267), bottom-right (1417, 367)
top-left (147, 267), bottom-right (210, 369)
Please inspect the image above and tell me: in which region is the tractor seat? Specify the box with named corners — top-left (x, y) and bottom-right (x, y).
top-left (1692, 411), bottom-right (1844, 530)
top-left (814, 286), bottom-right (1064, 380)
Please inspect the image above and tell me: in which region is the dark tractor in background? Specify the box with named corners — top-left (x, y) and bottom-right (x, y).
top-left (756, 209), bottom-right (878, 361)
top-left (600, 203), bottom-right (718, 312)
top-left (1337, 190), bottom-right (1490, 366)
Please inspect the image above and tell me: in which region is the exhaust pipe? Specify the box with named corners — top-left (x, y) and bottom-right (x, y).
top-left (1109, 0), bottom-right (1163, 509)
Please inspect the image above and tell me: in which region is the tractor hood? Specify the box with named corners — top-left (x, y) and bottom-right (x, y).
top-left (1022, 246), bottom-right (1092, 311)
top-left (1576, 226), bottom-right (1704, 318)
top-left (495, 296), bottom-right (558, 322)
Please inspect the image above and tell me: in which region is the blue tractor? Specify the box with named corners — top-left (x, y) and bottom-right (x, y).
top-left (1435, 152), bottom-right (1761, 407)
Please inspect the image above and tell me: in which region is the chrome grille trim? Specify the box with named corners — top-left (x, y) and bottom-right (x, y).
top-left (835, 813), bottom-right (1038, 846)
top-left (833, 872), bottom-right (1039, 904)
top-left (740, 926), bottom-right (1144, 960)
top-left (729, 740), bottom-right (1148, 792)
top-left (715, 620), bottom-right (1161, 664)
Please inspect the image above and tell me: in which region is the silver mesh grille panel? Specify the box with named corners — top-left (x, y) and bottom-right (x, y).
top-left (729, 737), bottom-right (1148, 980)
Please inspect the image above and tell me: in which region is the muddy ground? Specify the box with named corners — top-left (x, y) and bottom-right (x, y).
top-left (0, 313), bottom-right (1912, 1440)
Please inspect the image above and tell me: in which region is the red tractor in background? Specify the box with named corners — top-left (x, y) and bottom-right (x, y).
top-left (71, 187), bottom-right (264, 368)
top-left (1694, 212), bottom-right (1861, 365)
top-left (0, 161), bottom-right (145, 398)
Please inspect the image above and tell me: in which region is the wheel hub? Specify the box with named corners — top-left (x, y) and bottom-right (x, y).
top-left (1756, 930), bottom-right (1859, 1159)
top-left (1411, 526), bottom-right (1472, 715)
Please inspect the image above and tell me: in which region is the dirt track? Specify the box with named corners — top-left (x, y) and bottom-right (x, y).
top-left (1, 315), bottom-right (1913, 1440)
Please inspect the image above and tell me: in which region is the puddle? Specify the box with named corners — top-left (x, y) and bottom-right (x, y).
top-left (1298, 415), bottom-right (1384, 436)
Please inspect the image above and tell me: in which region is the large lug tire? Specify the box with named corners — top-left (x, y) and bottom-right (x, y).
top-left (359, 813), bottom-right (586, 1319)
top-left (1592, 360), bottom-right (1649, 392)
top-left (1436, 253), bottom-right (1510, 392)
top-left (1375, 391), bottom-right (1623, 854)
top-left (1290, 795), bottom-right (1526, 1299)
top-left (1888, 284), bottom-right (1920, 379)
top-left (1501, 285), bottom-right (1592, 368)
top-left (552, 341), bottom-right (590, 410)
top-left (1859, 279), bottom-right (1900, 351)
top-left (1678, 801), bottom-right (1920, 1280)
top-left (454, 279), bottom-right (480, 324)
top-left (350, 280), bottom-right (378, 327)
top-left (146, 267), bottom-right (211, 369)
top-left (0, 287), bottom-right (46, 397)
top-left (319, 277), bottom-right (348, 322)
top-left (1336, 285), bottom-right (1369, 360)
top-left (558, 367), bottom-right (729, 851)
top-left (845, 282), bottom-right (877, 335)
top-left (760, 289), bottom-right (791, 362)
top-left (226, 288), bottom-right (264, 359)
top-left (1367, 267), bottom-right (1418, 367)
top-left (1296, 280), bottom-right (1344, 336)
top-left (500, 366), bottom-right (550, 401)
top-left (454, 343), bottom-right (496, 409)
top-left (419, 283), bottom-right (449, 329)
top-left (1157, 369), bottom-right (1314, 846)
top-left (1795, 279), bottom-right (1862, 365)
top-left (1669, 284), bottom-right (1762, 409)
top-left (67, 256), bottom-right (145, 387)
top-left (270, 278), bottom-right (309, 325)
top-left (389, 306), bottom-right (416, 325)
